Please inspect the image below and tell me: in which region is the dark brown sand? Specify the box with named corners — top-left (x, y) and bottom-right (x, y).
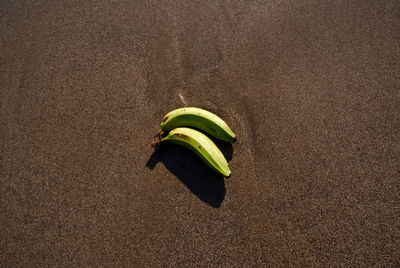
top-left (1, 0), bottom-right (399, 266)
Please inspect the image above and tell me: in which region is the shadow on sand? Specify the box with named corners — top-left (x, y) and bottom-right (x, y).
top-left (146, 139), bottom-right (233, 208)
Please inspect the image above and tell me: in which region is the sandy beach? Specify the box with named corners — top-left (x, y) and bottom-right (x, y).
top-left (2, 0), bottom-right (399, 266)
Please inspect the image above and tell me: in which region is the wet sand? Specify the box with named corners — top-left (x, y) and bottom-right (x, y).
top-left (1, 0), bottom-right (399, 266)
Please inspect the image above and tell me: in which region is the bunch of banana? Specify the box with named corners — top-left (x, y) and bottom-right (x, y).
top-left (151, 107), bottom-right (236, 177)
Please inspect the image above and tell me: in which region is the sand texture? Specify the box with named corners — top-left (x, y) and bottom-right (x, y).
top-left (1, 0), bottom-right (399, 266)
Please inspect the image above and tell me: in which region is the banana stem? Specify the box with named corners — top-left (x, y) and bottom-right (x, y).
top-left (151, 134), bottom-right (162, 149)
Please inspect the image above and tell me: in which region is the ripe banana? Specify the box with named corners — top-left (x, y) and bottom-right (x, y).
top-left (159, 107), bottom-right (236, 142)
top-left (152, 127), bottom-right (231, 177)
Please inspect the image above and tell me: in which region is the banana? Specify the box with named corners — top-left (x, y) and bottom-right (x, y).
top-left (159, 107), bottom-right (236, 142)
top-left (152, 127), bottom-right (231, 177)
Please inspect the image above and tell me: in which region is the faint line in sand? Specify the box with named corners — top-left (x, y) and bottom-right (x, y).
top-left (168, 6), bottom-right (188, 107)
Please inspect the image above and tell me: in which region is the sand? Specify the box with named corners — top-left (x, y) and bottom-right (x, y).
top-left (1, 0), bottom-right (399, 266)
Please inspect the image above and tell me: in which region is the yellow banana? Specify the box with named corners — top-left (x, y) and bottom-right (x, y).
top-left (152, 127), bottom-right (231, 177)
top-left (159, 107), bottom-right (236, 142)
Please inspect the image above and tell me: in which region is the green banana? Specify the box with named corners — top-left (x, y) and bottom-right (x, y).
top-left (152, 127), bottom-right (231, 177)
top-left (159, 107), bottom-right (236, 142)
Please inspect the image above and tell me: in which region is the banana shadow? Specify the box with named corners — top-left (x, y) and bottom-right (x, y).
top-left (146, 139), bottom-right (233, 208)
